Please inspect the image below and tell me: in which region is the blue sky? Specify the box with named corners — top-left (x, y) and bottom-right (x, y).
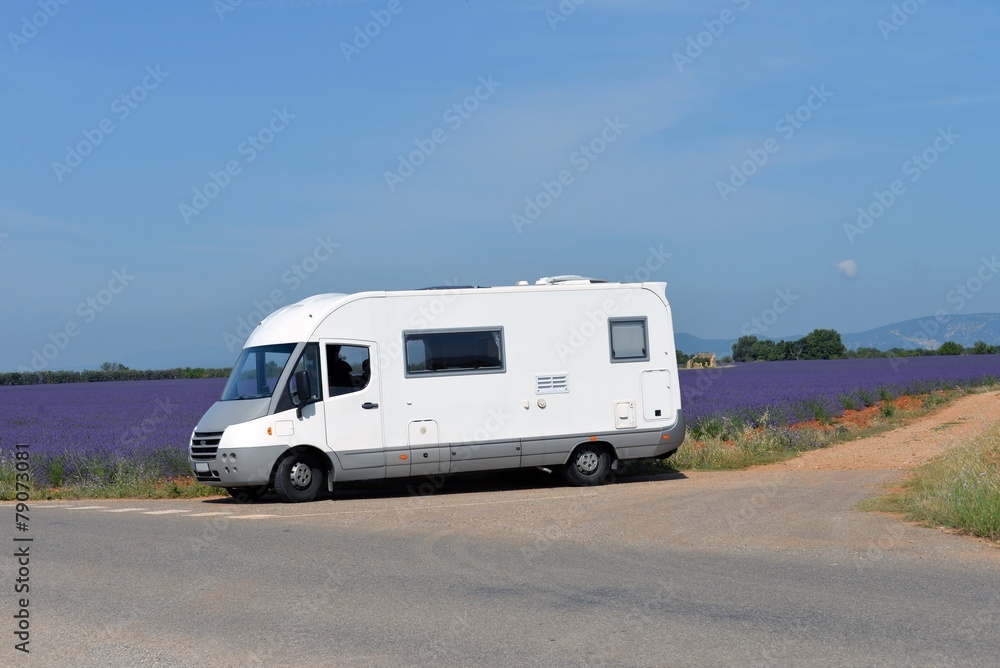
top-left (2, 0), bottom-right (998, 371)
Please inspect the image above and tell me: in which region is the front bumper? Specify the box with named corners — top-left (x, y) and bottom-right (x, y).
top-left (189, 444), bottom-right (288, 487)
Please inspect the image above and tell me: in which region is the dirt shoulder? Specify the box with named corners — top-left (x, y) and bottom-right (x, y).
top-left (756, 389), bottom-right (1000, 471)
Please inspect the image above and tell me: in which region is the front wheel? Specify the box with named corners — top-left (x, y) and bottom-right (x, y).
top-left (273, 452), bottom-right (323, 502)
top-left (563, 444), bottom-right (614, 486)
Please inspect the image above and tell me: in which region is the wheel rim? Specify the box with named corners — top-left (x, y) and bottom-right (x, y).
top-left (576, 451), bottom-right (600, 474)
top-left (289, 461), bottom-right (313, 489)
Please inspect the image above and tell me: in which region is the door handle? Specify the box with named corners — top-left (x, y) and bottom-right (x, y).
top-left (362, 402), bottom-right (379, 409)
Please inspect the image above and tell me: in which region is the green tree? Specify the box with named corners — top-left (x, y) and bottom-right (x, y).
top-left (937, 341), bottom-right (964, 355)
top-left (100, 362), bottom-right (129, 371)
top-left (676, 350), bottom-right (691, 366)
top-left (731, 336), bottom-right (759, 362)
top-left (970, 340), bottom-right (998, 355)
top-left (799, 329), bottom-right (846, 360)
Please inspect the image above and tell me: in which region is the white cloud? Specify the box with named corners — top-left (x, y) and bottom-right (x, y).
top-left (835, 259), bottom-right (858, 279)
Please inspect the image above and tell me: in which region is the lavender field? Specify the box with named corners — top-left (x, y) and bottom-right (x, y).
top-left (1, 357), bottom-right (999, 493)
top-left (681, 355), bottom-right (1000, 428)
top-left (0, 379), bottom-right (224, 491)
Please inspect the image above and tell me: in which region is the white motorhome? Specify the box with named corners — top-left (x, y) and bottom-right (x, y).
top-left (189, 276), bottom-right (685, 502)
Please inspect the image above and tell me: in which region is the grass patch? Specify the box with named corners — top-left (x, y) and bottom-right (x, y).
top-left (669, 426), bottom-right (835, 470)
top-left (861, 422), bottom-right (1000, 541)
top-left (0, 447), bottom-right (220, 501)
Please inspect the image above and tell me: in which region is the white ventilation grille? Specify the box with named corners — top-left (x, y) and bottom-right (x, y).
top-left (536, 374), bottom-right (569, 394)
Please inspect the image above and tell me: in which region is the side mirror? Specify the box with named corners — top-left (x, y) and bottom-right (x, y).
top-left (292, 370), bottom-right (313, 416)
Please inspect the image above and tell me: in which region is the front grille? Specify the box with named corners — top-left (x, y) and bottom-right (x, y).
top-left (190, 430), bottom-right (223, 460)
top-left (194, 471), bottom-right (221, 483)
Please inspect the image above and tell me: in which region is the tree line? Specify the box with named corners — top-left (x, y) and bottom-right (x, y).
top-left (0, 363), bottom-right (230, 386)
top-left (676, 329), bottom-right (1000, 365)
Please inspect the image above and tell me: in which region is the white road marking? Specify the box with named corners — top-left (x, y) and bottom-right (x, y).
top-left (229, 515), bottom-right (276, 520)
top-left (142, 509), bottom-right (191, 515)
top-left (66, 506), bottom-right (108, 510)
top-left (287, 492), bottom-right (600, 519)
top-left (105, 508), bottom-right (149, 513)
top-left (188, 512), bottom-right (233, 517)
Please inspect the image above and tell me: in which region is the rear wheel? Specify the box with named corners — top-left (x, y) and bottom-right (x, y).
top-left (563, 444), bottom-right (614, 486)
top-left (273, 451), bottom-right (323, 502)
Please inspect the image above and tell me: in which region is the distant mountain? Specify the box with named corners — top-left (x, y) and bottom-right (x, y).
top-left (674, 333), bottom-right (737, 358)
top-left (841, 313), bottom-right (1000, 351)
top-left (678, 313), bottom-right (1000, 357)
top-left (66, 314), bottom-right (1000, 371)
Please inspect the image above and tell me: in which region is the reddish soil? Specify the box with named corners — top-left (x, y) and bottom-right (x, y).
top-left (758, 390), bottom-right (1000, 471)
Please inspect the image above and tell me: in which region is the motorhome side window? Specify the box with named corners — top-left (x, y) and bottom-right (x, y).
top-left (404, 328), bottom-right (504, 376)
top-left (609, 317), bottom-right (649, 362)
top-left (327, 344), bottom-right (371, 396)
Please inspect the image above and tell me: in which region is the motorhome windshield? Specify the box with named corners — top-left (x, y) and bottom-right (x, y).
top-left (221, 344), bottom-right (297, 401)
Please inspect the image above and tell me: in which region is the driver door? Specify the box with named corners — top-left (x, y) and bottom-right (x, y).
top-left (321, 340), bottom-right (385, 473)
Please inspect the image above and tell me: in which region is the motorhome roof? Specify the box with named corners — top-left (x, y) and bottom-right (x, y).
top-left (242, 279), bottom-right (661, 348)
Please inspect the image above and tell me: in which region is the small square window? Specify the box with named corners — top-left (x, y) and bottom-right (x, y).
top-left (609, 318), bottom-right (649, 362)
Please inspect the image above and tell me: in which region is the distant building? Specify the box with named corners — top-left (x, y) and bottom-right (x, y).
top-left (685, 353), bottom-right (717, 369)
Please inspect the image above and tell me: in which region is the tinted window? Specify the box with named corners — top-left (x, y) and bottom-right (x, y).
top-left (404, 329), bottom-right (504, 375)
top-left (327, 344), bottom-right (371, 396)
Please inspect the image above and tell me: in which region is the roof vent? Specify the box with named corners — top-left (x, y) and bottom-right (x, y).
top-left (419, 285), bottom-right (481, 290)
top-left (535, 275), bottom-right (608, 285)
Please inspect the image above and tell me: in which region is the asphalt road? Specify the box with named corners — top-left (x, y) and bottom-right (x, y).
top-left (3, 469), bottom-right (998, 667)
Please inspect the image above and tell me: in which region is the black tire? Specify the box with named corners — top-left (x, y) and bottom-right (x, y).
top-left (225, 486), bottom-right (267, 503)
top-left (563, 444), bottom-right (614, 486)
top-left (273, 451), bottom-right (324, 502)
